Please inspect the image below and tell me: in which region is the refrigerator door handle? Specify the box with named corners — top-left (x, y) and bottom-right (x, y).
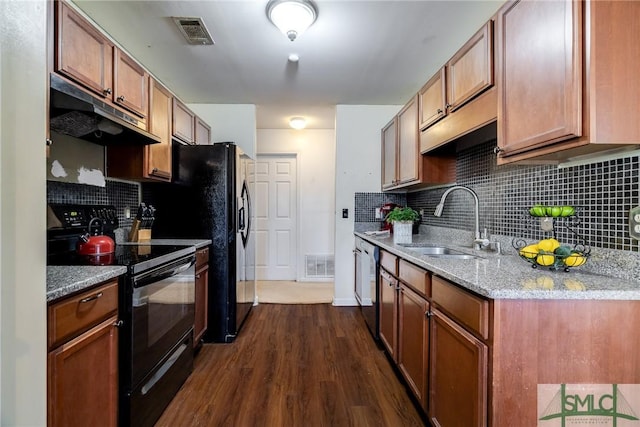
top-left (238, 206), bottom-right (245, 232)
top-left (240, 180), bottom-right (251, 248)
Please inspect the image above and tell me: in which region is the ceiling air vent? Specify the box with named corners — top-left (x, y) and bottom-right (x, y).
top-left (173, 17), bottom-right (214, 45)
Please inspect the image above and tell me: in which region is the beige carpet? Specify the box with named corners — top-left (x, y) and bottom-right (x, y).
top-left (257, 280), bottom-right (334, 304)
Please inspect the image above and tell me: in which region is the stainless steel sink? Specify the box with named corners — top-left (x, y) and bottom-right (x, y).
top-left (399, 245), bottom-right (480, 260)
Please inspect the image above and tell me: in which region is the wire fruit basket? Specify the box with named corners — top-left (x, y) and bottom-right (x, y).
top-left (512, 206), bottom-right (591, 272)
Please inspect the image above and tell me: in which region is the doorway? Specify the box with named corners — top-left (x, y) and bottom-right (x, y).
top-left (252, 154), bottom-right (297, 280)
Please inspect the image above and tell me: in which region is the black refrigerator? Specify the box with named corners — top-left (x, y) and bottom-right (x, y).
top-left (146, 142), bottom-right (255, 343)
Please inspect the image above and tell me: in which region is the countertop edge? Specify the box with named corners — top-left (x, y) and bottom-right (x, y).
top-left (47, 266), bottom-right (127, 303)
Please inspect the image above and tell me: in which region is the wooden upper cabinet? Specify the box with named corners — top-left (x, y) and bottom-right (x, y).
top-left (447, 21), bottom-right (494, 112)
top-left (55, 1), bottom-right (148, 119)
top-left (195, 116), bottom-right (211, 145)
top-left (172, 98), bottom-right (196, 144)
top-left (418, 67), bottom-right (446, 130)
top-left (114, 49), bottom-right (148, 118)
top-left (496, 0), bottom-right (582, 158)
top-left (397, 95), bottom-right (420, 185)
top-left (147, 79), bottom-right (173, 180)
top-left (497, 0), bottom-right (640, 164)
top-left (55, 0), bottom-right (113, 98)
top-left (381, 117), bottom-right (398, 190)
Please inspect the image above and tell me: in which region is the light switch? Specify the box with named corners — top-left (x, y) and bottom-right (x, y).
top-left (342, 208), bottom-right (348, 219)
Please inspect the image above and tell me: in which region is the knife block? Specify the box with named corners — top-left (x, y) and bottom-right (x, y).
top-left (128, 219), bottom-right (152, 242)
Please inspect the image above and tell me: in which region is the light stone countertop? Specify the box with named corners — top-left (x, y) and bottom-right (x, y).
top-left (355, 231), bottom-right (640, 300)
top-left (47, 239), bottom-right (211, 302)
top-left (47, 266), bottom-right (127, 302)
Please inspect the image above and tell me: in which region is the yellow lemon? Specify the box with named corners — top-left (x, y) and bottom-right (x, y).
top-left (536, 253), bottom-right (555, 266)
top-left (538, 238), bottom-right (561, 252)
top-left (536, 276), bottom-right (555, 289)
top-left (564, 253), bottom-right (586, 267)
top-left (519, 244), bottom-right (539, 259)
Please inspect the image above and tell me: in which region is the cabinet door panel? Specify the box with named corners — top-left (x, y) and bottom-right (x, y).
top-left (398, 285), bottom-right (429, 410)
top-left (56, 1), bottom-right (113, 97)
top-left (381, 118), bottom-right (397, 189)
top-left (172, 98), bottom-right (196, 144)
top-left (497, 0), bottom-right (582, 156)
top-left (195, 117), bottom-right (211, 145)
top-left (418, 68), bottom-right (446, 130)
top-left (114, 49), bottom-right (148, 118)
top-left (48, 316), bottom-right (118, 427)
top-left (397, 95), bottom-right (419, 184)
top-left (429, 310), bottom-right (488, 427)
top-left (147, 79), bottom-right (172, 181)
top-left (194, 265), bottom-right (209, 347)
top-left (447, 21), bottom-right (493, 112)
top-left (379, 268), bottom-right (397, 360)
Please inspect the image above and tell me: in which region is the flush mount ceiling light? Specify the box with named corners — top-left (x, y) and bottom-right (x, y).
top-left (289, 117), bottom-right (306, 130)
top-left (267, 0), bottom-right (318, 42)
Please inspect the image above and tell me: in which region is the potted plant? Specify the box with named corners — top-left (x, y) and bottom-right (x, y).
top-left (385, 206), bottom-right (420, 244)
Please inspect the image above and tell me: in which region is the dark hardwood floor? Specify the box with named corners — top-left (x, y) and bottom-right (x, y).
top-left (155, 304), bottom-right (426, 426)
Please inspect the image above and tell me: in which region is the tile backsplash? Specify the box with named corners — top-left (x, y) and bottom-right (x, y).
top-left (406, 140), bottom-right (639, 252)
top-left (47, 179), bottom-right (140, 229)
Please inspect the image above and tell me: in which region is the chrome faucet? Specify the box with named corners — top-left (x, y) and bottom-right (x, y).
top-left (434, 185), bottom-right (486, 250)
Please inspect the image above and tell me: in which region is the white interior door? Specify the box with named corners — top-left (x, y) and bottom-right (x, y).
top-left (253, 155), bottom-right (297, 280)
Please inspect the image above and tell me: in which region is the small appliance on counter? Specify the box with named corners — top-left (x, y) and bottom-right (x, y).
top-left (379, 203), bottom-right (397, 231)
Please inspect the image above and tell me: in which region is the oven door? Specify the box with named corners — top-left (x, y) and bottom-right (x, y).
top-left (130, 255), bottom-right (195, 387)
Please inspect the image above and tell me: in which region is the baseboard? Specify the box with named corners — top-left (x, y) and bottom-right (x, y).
top-left (332, 297), bottom-right (359, 306)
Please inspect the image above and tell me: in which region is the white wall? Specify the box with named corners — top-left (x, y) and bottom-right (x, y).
top-left (188, 104), bottom-right (257, 159)
top-left (257, 129), bottom-right (335, 281)
top-left (333, 105), bottom-right (402, 306)
top-left (0, 0), bottom-right (48, 424)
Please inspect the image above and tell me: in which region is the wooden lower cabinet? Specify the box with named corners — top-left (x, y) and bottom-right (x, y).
top-left (398, 284), bottom-right (429, 411)
top-left (194, 247), bottom-right (210, 347)
top-left (378, 267), bottom-right (398, 360)
top-left (429, 309), bottom-right (488, 427)
top-left (47, 280), bottom-right (119, 427)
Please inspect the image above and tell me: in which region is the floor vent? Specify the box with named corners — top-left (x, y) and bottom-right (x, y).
top-left (305, 254), bottom-right (335, 278)
top-left (173, 17), bottom-right (215, 45)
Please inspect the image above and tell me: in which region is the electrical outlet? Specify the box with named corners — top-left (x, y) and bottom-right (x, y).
top-left (630, 206), bottom-right (640, 240)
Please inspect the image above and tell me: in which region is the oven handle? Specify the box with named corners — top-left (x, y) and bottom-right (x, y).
top-left (133, 256), bottom-right (196, 289)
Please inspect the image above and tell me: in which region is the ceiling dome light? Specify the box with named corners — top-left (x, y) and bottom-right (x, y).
top-left (289, 117), bottom-right (306, 130)
top-left (267, 0), bottom-right (318, 42)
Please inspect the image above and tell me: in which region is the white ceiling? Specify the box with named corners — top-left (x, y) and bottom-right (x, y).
top-left (72, 0), bottom-right (503, 129)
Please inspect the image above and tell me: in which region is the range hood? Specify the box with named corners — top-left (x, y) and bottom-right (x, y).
top-left (49, 73), bottom-right (161, 146)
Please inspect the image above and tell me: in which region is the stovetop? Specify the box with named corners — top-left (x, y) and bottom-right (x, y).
top-left (47, 244), bottom-right (195, 274)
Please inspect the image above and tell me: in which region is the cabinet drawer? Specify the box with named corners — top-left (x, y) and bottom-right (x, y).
top-left (196, 247), bottom-right (209, 269)
top-left (380, 249), bottom-right (398, 276)
top-left (48, 280), bottom-right (118, 349)
top-left (432, 276), bottom-right (489, 340)
top-left (399, 259), bottom-right (430, 297)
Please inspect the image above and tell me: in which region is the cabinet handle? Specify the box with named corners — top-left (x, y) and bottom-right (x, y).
top-left (426, 311), bottom-right (433, 318)
top-left (445, 103), bottom-right (451, 109)
top-left (196, 274), bottom-right (201, 279)
top-left (103, 88), bottom-right (112, 95)
top-left (493, 146), bottom-right (503, 155)
top-left (437, 108), bottom-right (443, 114)
top-left (113, 320), bottom-right (124, 328)
top-left (150, 168), bottom-right (171, 179)
top-left (117, 95), bottom-right (125, 102)
top-left (46, 138), bottom-right (53, 146)
top-left (79, 291), bottom-right (103, 303)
